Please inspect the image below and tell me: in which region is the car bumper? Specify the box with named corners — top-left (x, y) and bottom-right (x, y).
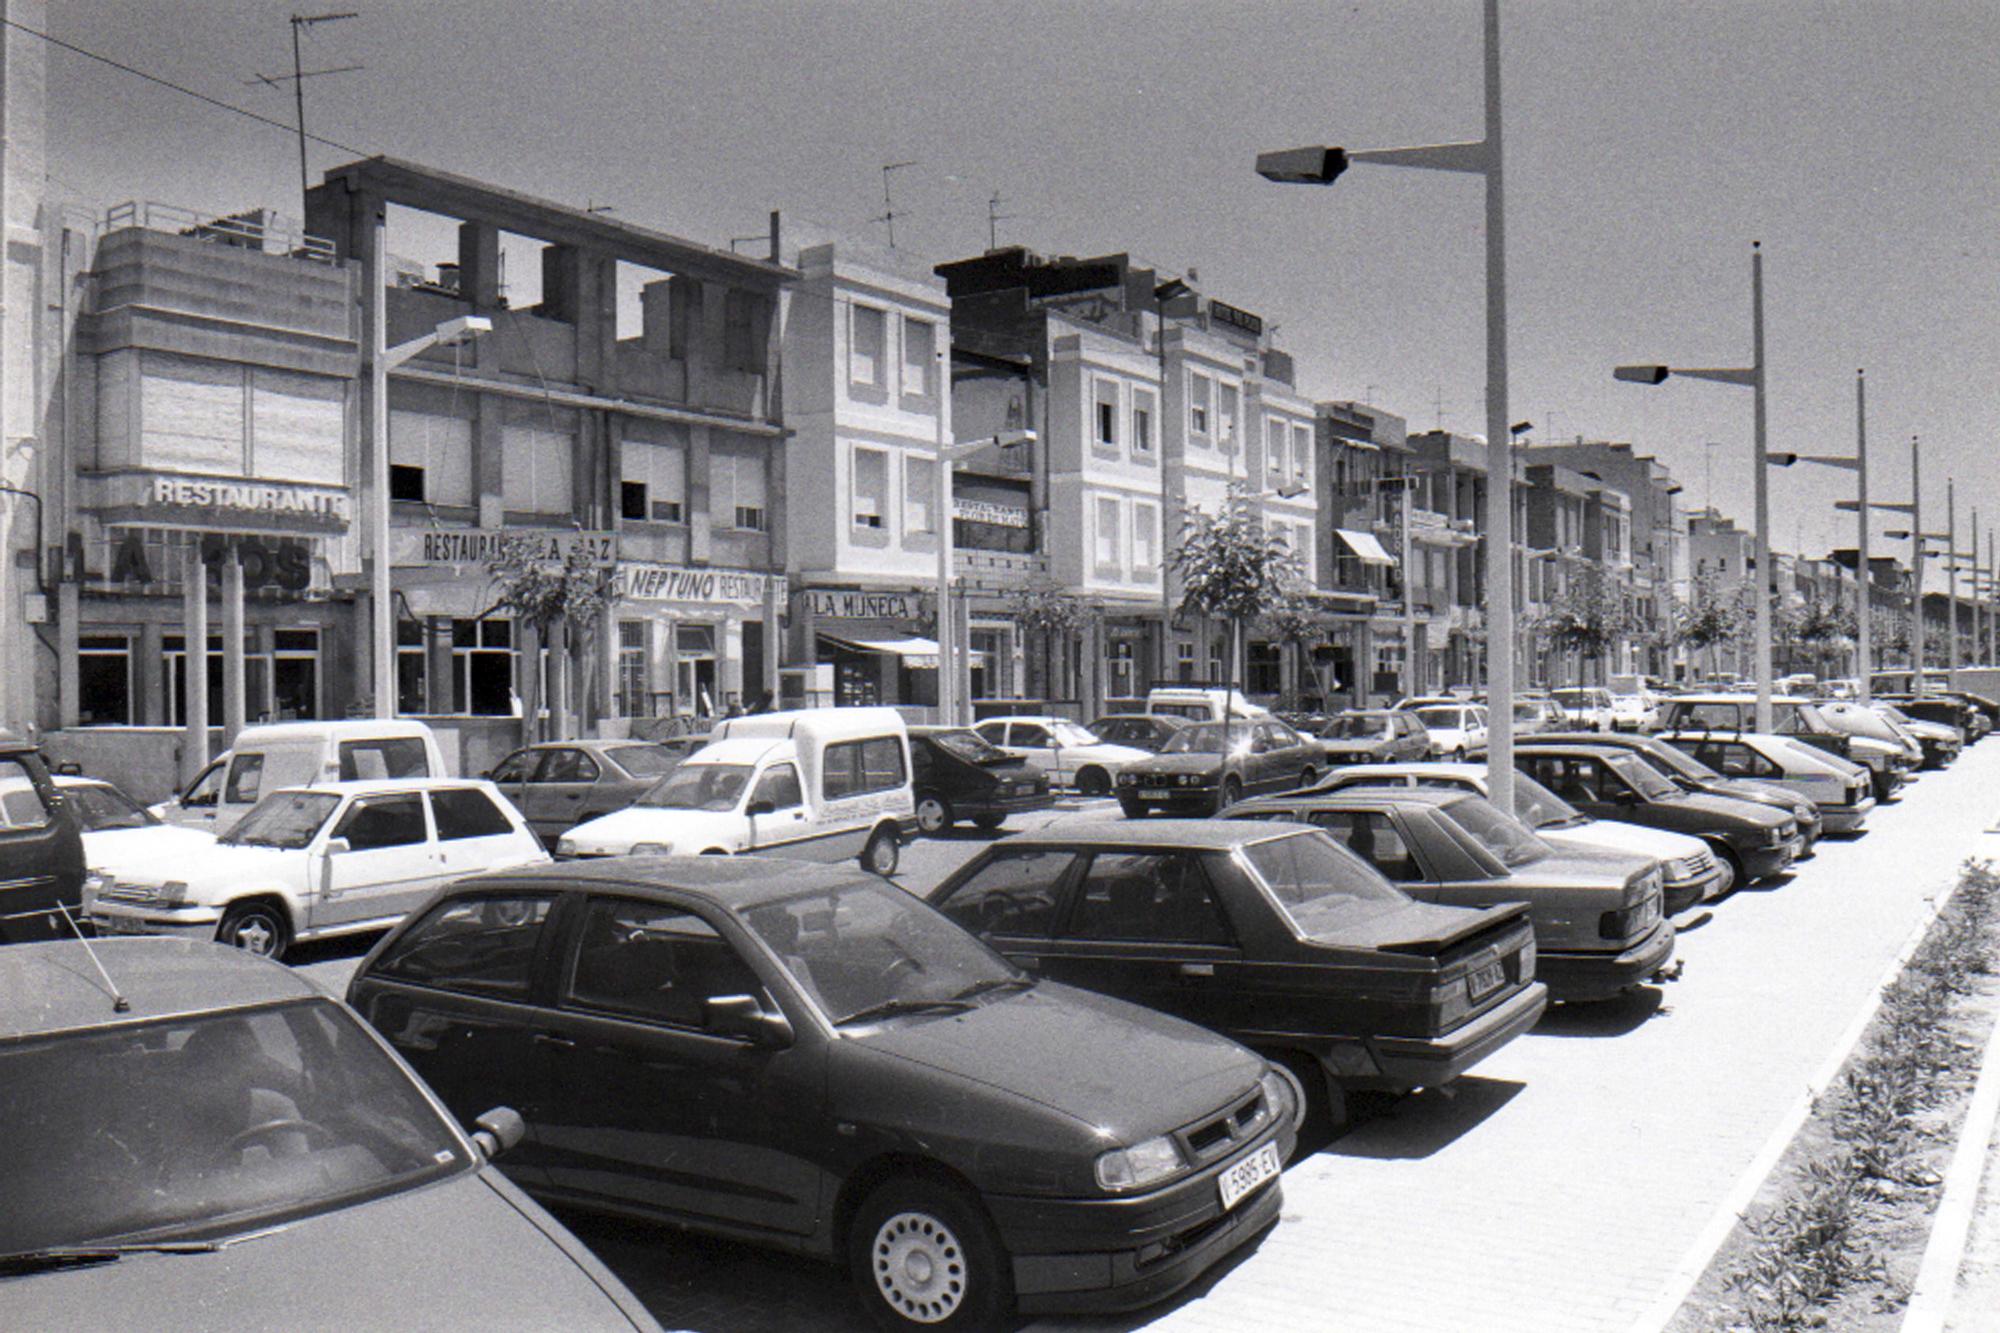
top-left (960, 792), bottom-right (1056, 819)
top-left (1540, 922), bottom-right (1676, 1003)
top-left (85, 901), bottom-right (224, 938)
top-left (1122, 787), bottom-right (1224, 814)
top-left (1662, 872), bottom-right (1716, 915)
top-left (1819, 797), bottom-right (1876, 833)
top-left (994, 1125), bottom-right (1290, 1315)
top-left (1366, 980), bottom-right (1549, 1089)
top-left (1741, 838), bottom-right (1801, 881)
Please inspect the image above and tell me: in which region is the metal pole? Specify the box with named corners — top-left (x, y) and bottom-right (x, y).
top-left (1750, 242), bottom-right (1772, 734)
top-left (1911, 435), bottom-right (1924, 690)
top-left (1402, 475), bottom-right (1417, 702)
top-left (1158, 298), bottom-right (1174, 687)
top-left (370, 212), bottom-right (394, 719)
top-left (291, 18), bottom-right (310, 222)
top-left (1948, 478), bottom-right (1960, 688)
top-left (1855, 370), bottom-right (1872, 703)
top-left (1481, 0), bottom-right (1514, 815)
top-left (934, 350), bottom-right (953, 726)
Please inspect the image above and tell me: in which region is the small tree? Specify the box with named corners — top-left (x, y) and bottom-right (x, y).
top-left (1171, 485), bottom-right (1302, 740)
top-left (487, 535), bottom-right (613, 741)
top-left (1794, 593), bottom-right (1857, 679)
top-left (1010, 582), bottom-right (1087, 702)
top-left (1676, 571), bottom-right (1743, 681)
top-left (1533, 569), bottom-right (1635, 685)
top-left (1259, 588), bottom-right (1333, 709)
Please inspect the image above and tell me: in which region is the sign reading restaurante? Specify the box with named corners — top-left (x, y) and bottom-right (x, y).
top-left (393, 529), bottom-right (618, 567)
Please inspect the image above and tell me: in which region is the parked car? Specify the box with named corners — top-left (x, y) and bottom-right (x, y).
top-left (1313, 710), bottom-right (1433, 766)
top-left (85, 778), bottom-right (549, 960)
top-left (0, 937), bottom-right (658, 1331)
top-left (1512, 697), bottom-right (1567, 736)
top-left (1218, 788), bottom-right (1672, 1003)
top-left (348, 857), bottom-right (1294, 1328)
top-left (1866, 702), bottom-right (1960, 768)
top-left (1086, 712), bottom-right (1192, 753)
top-left (150, 719), bottom-right (447, 834)
top-left (1522, 731), bottom-right (1829, 850)
top-left (908, 726), bottom-right (1053, 833)
top-left (971, 716), bottom-right (1150, 796)
top-left (1608, 689), bottom-right (1663, 733)
top-left (1886, 692), bottom-right (1992, 742)
top-left (487, 740), bottom-right (691, 846)
top-left (559, 708), bottom-right (916, 876)
top-left (1656, 732), bottom-right (1876, 834)
top-left (928, 821), bottom-right (1546, 1134)
top-left (1657, 693), bottom-right (1909, 801)
top-left (1392, 694), bottom-right (1470, 712)
top-left (1307, 762), bottom-right (1726, 909)
top-left (1405, 702), bottom-right (1488, 760)
top-left (1550, 688), bottom-right (1616, 733)
top-left (1145, 686), bottom-right (1270, 722)
top-left (1811, 699), bottom-right (1928, 775)
top-left (0, 729), bottom-right (84, 944)
top-left (24, 776), bottom-right (218, 878)
top-left (1115, 719), bottom-right (1324, 817)
top-left (1513, 741), bottom-right (1800, 889)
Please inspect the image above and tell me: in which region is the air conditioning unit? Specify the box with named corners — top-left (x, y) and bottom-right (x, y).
top-left (780, 664), bottom-right (835, 709)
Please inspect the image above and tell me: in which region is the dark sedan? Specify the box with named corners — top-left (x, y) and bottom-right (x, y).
top-left (487, 740), bottom-right (690, 847)
top-left (1313, 710), bottom-right (1432, 766)
top-left (1219, 789), bottom-right (1673, 1003)
top-left (1116, 719), bottom-right (1323, 817)
top-left (348, 858), bottom-right (1293, 1328)
top-left (1524, 731), bottom-right (1825, 852)
top-left (908, 726), bottom-right (1053, 833)
top-left (928, 821), bottom-right (1546, 1137)
top-left (1087, 713), bottom-right (1191, 753)
top-left (1514, 742), bottom-right (1800, 888)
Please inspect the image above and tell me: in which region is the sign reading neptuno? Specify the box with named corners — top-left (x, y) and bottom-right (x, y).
top-left (616, 563), bottom-right (786, 608)
top-left (805, 589), bottom-right (922, 620)
top-left (394, 529), bottom-right (617, 568)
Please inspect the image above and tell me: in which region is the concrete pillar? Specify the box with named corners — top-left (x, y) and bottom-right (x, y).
top-left (599, 616), bottom-right (619, 724)
top-left (138, 621), bottom-right (163, 725)
top-left (221, 546), bottom-right (246, 745)
top-left (181, 545), bottom-right (209, 785)
top-left (56, 580), bottom-right (77, 728)
top-left (254, 623), bottom-right (277, 723)
top-left (719, 616), bottom-right (745, 706)
top-left (457, 222), bottom-right (502, 313)
top-left (425, 617), bottom-right (453, 714)
top-left (762, 576), bottom-right (782, 700)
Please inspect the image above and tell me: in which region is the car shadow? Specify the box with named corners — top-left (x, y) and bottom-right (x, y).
top-left (1029, 1213), bottom-right (1280, 1333)
top-left (1532, 986), bottom-right (1665, 1038)
top-left (1735, 870), bottom-right (1798, 893)
top-left (1315, 1076), bottom-right (1526, 1162)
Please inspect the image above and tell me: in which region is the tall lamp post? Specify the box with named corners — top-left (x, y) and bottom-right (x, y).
top-left (1152, 278), bottom-right (1192, 686)
top-left (932, 406), bottom-right (1035, 727)
top-left (1776, 369), bottom-right (1870, 699)
top-left (1614, 242), bottom-right (1772, 732)
top-left (1255, 0), bottom-right (1517, 811)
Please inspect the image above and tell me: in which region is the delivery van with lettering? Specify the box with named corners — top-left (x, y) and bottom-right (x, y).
top-left (554, 707), bottom-right (915, 875)
top-left (151, 719), bottom-right (448, 835)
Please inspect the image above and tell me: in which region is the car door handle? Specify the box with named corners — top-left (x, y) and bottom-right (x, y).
top-left (532, 1032), bottom-right (576, 1050)
top-left (1178, 962), bottom-right (1215, 978)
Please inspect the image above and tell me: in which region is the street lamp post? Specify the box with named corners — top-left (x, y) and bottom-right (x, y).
top-left (1152, 278), bottom-right (1192, 687)
top-left (1776, 369), bottom-right (1871, 699)
top-left (1255, 0), bottom-right (1517, 811)
top-left (932, 401), bottom-right (1036, 727)
top-left (1614, 242), bottom-right (1772, 732)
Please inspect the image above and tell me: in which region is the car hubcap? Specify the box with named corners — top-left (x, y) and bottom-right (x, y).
top-left (917, 798), bottom-right (945, 832)
top-left (873, 1211), bottom-right (965, 1323)
top-left (232, 919), bottom-right (274, 955)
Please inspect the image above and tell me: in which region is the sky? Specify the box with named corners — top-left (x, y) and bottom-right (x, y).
top-left (32, 0), bottom-right (2000, 589)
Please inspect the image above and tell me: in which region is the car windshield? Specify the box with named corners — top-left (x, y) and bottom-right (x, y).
top-left (1646, 741), bottom-right (1719, 781)
top-left (607, 745), bottom-right (684, 778)
top-left (1609, 753), bottom-right (1681, 801)
top-left (637, 763), bottom-right (754, 811)
top-left (932, 729), bottom-right (1013, 765)
top-left (66, 783), bottom-right (157, 831)
top-left (1414, 707), bottom-right (1464, 730)
top-left (1821, 704), bottom-right (1900, 742)
top-left (1162, 724), bottom-right (1250, 756)
top-left (1507, 771), bottom-right (1587, 830)
top-left (1050, 722), bottom-right (1101, 747)
top-left (1438, 796), bottom-right (1551, 868)
top-left (1240, 830), bottom-right (1409, 937)
top-left (0, 998), bottom-right (472, 1254)
top-left (220, 791), bottom-right (339, 849)
top-left (742, 879), bottom-right (1020, 1025)
top-left (1324, 715), bottom-right (1391, 739)
top-left (1513, 701), bottom-right (1547, 720)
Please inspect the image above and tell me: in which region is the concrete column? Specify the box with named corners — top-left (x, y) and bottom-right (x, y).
top-left (425, 617), bottom-right (453, 714)
top-left (221, 546), bottom-right (246, 745)
top-left (719, 616), bottom-right (745, 706)
top-left (138, 622), bottom-right (163, 725)
top-left (518, 620), bottom-right (543, 741)
top-left (56, 581), bottom-right (77, 728)
top-left (254, 623), bottom-right (276, 723)
top-left (762, 576), bottom-right (782, 700)
top-left (457, 222), bottom-right (502, 313)
top-left (181, 545), bottom-right (209, 785)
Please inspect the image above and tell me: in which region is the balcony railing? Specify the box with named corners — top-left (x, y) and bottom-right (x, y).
top-left (104, 201), bottom-right (339, 265)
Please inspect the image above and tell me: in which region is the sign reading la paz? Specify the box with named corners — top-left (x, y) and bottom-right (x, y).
top-left (393, 529), bottom-right (617, 568)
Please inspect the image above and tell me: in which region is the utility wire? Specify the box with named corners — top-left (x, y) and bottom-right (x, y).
top-left (0, 15), bottom-right (373, 158)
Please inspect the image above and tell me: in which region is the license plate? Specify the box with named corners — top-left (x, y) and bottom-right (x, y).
top-left (92, 914), bottom-right (151, 935)
top-left (1142, 789), bottom-right (1173, 800)
top-left (1467, 958), bottom-right (1506, 999)
top-left (1218, 1143), bottom-right (1282, 1211)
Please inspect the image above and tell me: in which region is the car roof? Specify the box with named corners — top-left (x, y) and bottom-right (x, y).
top-left (1231, 788), bottom-right (1468, 810)
top-left (267, 777), bottom-right (502, 797)
top-left (518, 738), bottom-right (666, 752)
top-left (1001, 818), bottom-right (1309, 851)
top-left (450, 854), bottom-right (876, 909)
top-left (1667, 692), bottom-right (1812, 704)
top-left (0, 937), bottom-right (318, 1041)
top-left (1513, 740), bottom-right (1647, 758)
top-left (236, 719), bottom-right (436, 743)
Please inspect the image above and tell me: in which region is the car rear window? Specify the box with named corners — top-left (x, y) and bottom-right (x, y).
top-left (0, 761), bottom-right (51, 829)
top-left (608, 745), bottom-right (683, 777)
top-left (340, 737), bottom-right (431, 781)
top-left (824, 736), bottom-right (907, 799)
top-left (429, 788), bottom-right (516, 840)
top-left (1239, 830), bottom-right (1408, 937)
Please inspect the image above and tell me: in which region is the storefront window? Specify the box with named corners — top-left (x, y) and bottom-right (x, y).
top-left (1247, 641), bottom-right (1283, 696)
top-left (451, 618), bottom-right (515, 716)
top-left (617, 621), bottom-right (650, 717)
top-left (77, 635), bottom-right (133, 725)
top-left (397, 621), bottom-right (427, 715)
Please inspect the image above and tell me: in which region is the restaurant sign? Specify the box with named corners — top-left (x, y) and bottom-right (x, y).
top-left (805, 589), bottom-right (922, 621)
top-left (94, 472), bottom-right (352, 535)
top-left (615, 563), bottom-right (786, 608)
top-left (953, 497), bottom-right (1029, 529)
top-left (393, 529), bottom-right (617, 568)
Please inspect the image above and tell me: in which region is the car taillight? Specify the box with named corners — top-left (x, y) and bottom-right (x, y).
top-left (1430, 976), bottom-right (1471, 1028)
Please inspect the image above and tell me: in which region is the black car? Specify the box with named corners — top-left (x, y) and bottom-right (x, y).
top-left (348, 857), bottom-right (1293, 1329)
top-left (0, 730), bottom-right (85, 943)
top-left (908, 726), bottom-right (1053, 834)
top-left (1524, 731), bottom-right (1824, 852)
top-left (1086, 713), bottom-right (1191, 753)
top-left (928, 821), bottom-right (1546, 1136)
top-left (1116, 719), bottom-right (1323, 817)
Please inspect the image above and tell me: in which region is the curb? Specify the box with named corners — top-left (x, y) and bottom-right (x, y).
top-left (1901, 976), bottom-right (2000, 1331)
top-left (1630, 870), bottom-right (1973, 1333)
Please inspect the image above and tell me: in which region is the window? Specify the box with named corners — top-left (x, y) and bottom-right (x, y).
top-left (850, 304), bottom-right (887, 389)
top-left (451, 617), bottom-right (514, 716)
top-left (750, 762), bottom-right (803, 812)
top-left (567, 899), bottom-right (763, 1029)
top-left (1094, 497), bottom-right (1121, 572)
top-left (1132, 500), bottom-right (1158, 572)
top-left (1176, 642), bottom-right (1196, 682)
top-left (1094, 378), bottom-right (1120, 449)
top-left (489, 751), bottom-right (532, 784)
top-left (936, 849), bottom-right (1076, 937)
top-left (429, 788), bottom-right (516, 840)
top-left (1009, 723), bottom-right (1052, 748)
top-left (852, 447), bottom-right (887, 529)
top-left (1292, 424), bottom-right (1313, 483)
top-left (0, 760), bottom-right (49, 830)
top-left (1189, 372), bottom-right (1211, 436)
top-left (1266, 415), bottom-right (1287, 477)
top-left (1132, 388), bottom-right (1155, 455)
top-left (1067, 852), bottom-right (1232, 944)
top-left (616, 621), bottom-right (649, 717)
top-left (823, 736), bottom-right (907, 799)
top-left (332, 794), bottom-right (428, 851)
top-left (1308, 810), bottom-right (1422, 881)
top-left (713, 447), bottom-right (769, 532)
top-left (389, 410), bottom-right (471, 508)
top-left (623, 436), bottom-right (687, 524)
top-left (224, 754), bottom-right (265, 805)
top-left (902, 317), bottom-right (934, 397)
top-left (905, 455), bottom-right (938, 535)
top-left (1218, 382), bottom-right (1241, 454)
top-left (500, 418), bottom-right (574, 516)
top-left (339, 738), bottom-right (431, 781)
top-left (536, 749), bottom-right (600, 784)
top-left (389, 464), bottom-right (426, 503)
top-left (372, 895), bottom-right (555, 997)
top-left (77, 634), bottom-right (133, 726)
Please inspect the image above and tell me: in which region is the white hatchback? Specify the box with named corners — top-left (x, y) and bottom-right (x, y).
top-left (1403, 703), bottom-right (1489, 760)
top-left (971, 717), bottom-right (1150, 796)
top-left (86, 778), bottom-right (547, 960)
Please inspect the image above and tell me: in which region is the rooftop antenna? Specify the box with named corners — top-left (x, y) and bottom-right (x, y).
top-left (54, 902), bottom-right (130, 1013)
top-left (248, 11), bottom-right (360, 226)
top-left (875, 161), bottom-right (917, 249)
top-left (986, 191), bottom-right (1020, 250)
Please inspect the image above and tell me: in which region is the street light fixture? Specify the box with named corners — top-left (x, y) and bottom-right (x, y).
top-left (1769, 369), bottom-right (1871, 698)
top-left (1613, 241), bottom-right (1772, 731)
top-left (932, 417), bottom-right (1036, 727)
top-left (1255, 0), bottom-right (1518, 811)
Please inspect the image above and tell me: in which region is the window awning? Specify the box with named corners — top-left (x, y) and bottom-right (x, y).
top-left (817, 634), bottom-right (990, 671)
top-left (1334, 528), bottom-right (1395, 566)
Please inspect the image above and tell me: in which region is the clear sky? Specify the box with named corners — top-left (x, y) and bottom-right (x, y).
top-left (37, 0), bottom-right (2000, 587)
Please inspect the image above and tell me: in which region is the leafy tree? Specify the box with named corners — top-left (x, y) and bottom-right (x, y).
top-left (486, 535), bottom-right (613, 740)
top-left (1171, 485), bottom-right (1303, 725)
top-left (1010, 582), bottom-right (1088, 701)
top-left (1259, 588), bottom-right (1335, 708)
top-left (1533, 568), bottom-right (1636, 685)
top-left (1794, 593), bottom-right (1858, 678)
top-left (1675, 570), bottom-right (1743, 679)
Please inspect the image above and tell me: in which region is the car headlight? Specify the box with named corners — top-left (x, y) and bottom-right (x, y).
top-left (555, 836), bottom-right (577, 856)
top-left (629, 841), bottom-right (673, 856)
top-left (1117, 772), bottom-right (1138, 786)
top-left (1094, 1133), bottom-right (1185, 1193)
top-left (1258, 1069), bottom-right (1294, 1130)
top-left (156, 880), bottom-right (188, 907)
top-left (82, 870), bottom-right (110, 902)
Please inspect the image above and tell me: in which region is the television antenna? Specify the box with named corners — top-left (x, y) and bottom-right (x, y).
top-left (874, 161), bottom-right (917, 249)
top-left (986, 191), bottom-right (1020, 250)
top-left (248, 11), bottom-right (361, 223)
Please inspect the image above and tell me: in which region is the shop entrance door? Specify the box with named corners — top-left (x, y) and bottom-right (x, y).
top-left (675, 624), bottom-right (718, 717)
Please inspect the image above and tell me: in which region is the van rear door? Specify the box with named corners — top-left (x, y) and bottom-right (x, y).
top-left (0, 752), bottom-right (86, 942)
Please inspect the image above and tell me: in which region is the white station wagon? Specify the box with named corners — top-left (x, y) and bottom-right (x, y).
top-left (86, 778), bottom-right (548, 960)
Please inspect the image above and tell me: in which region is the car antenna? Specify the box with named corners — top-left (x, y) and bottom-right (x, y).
top-left (54, 902), bottom-right (130, 1013)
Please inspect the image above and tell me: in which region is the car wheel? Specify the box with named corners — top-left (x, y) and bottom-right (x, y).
top-left (861, 827), bottom-right (901, 878)
top-left (915, 794), bottom-right (953, 835)
top-left (1219, 775), bottom-right (1244, 810)
top-left (970, 813), bottom-right (1006, 832)
top-left (849, 1177), bottom-right (1011, 1331)
top-left (1449, 747), bottom-right (1465, 763)
top-left (216, 901), bottom-right (290, 961)
top-left (1075, 767), bottom-right (1111, 797)
top-left (1708, 843), bottom-right (1744, 896)
top-left (1298, 767), bottom-right (1317, 790)
top-left (1270, 1050), bottom-right (1347, 1156)
top-left (1118, 795), bottom-right (1146, 819)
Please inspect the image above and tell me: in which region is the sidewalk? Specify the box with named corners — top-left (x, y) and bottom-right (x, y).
top-left (1940, 1110), bottom-right (2000, 1331)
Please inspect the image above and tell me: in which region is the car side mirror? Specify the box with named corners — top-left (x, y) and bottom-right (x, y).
top-left (480, 769), bottom-right (493, 780)
top-left (747, 799), bottom-right (775, 816)
top-left (470, 1106), bottom-right (526, 1161)
top-left (325, 836), bottom-right (351, 856)
top-left (705, 994), bottom-right (793, 1047)
top-left (55, 761), bottom-right (82, 776)
top-left (1611, 788), bottom-right (1639, 805)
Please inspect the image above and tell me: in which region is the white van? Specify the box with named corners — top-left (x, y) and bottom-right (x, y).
top-left (554, 707), bottom-right (915, 875)
top-left (1144, 686), bottom-right (1270, 723)
top-left (151, 719), bottom-right (448, 835)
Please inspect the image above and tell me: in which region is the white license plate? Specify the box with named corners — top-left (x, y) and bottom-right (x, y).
top-left (1217, 1142), bottom-right (1282, 1211)
top-left (92, 914), bottom-right (151, 935)
top-left (1467, 958), bottom-right (1506, 999)
top-left (1142, 789), bottom-right (1173, 800)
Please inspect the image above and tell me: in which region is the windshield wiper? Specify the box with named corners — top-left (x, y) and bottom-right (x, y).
top-left (836, 996), bottom-right (976, 1026)
top-left (0, 1241), bottom-right (221, 1277)
top-left (950, 976), bottom-right (1035, 1003)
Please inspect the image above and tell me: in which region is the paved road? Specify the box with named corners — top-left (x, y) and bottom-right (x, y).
top-left (299, 759), bottom-right (2000, 1333)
